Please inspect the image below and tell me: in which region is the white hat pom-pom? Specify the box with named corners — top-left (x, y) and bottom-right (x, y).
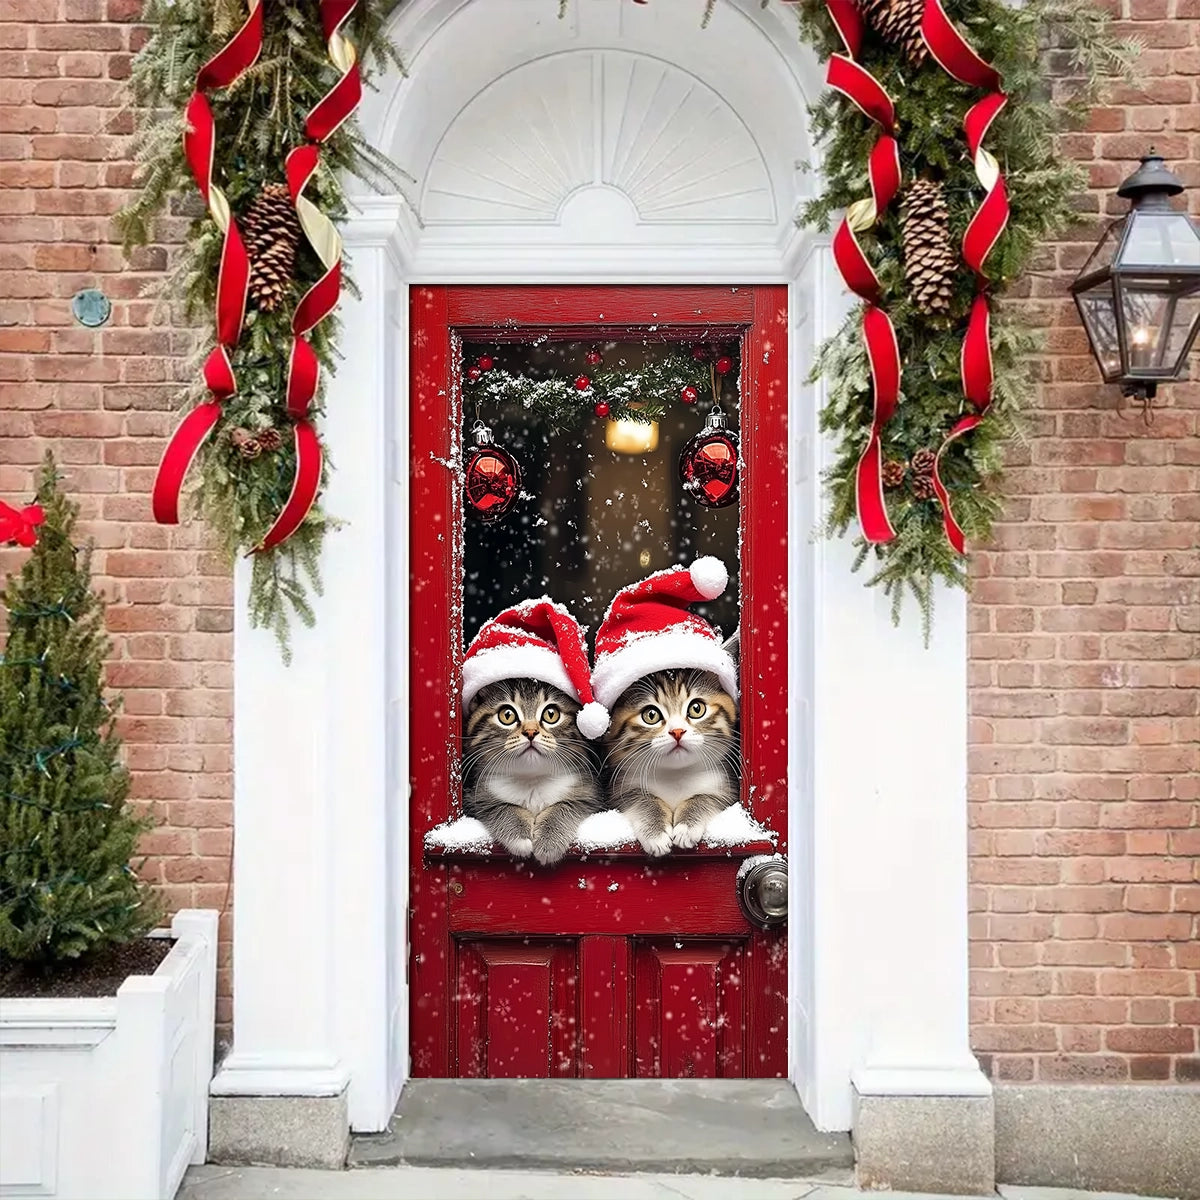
top-left (576, 701), bottom-right (611, 740)
top-left (689, 556), bottom-right (728, 601)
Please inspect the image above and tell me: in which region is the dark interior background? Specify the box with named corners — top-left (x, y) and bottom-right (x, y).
top-left (462, 338), bottom-right (741, 650)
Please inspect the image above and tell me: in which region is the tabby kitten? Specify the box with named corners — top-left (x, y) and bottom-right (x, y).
top-left (604, 668), bottom-right (739, 856)
top-left (462, 678), bottom-right (603, 865)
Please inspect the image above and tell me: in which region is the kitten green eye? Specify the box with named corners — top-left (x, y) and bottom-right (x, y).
top-left (541, 705), bottom-right (560, 725)
top-left (641, 706), bottom-right (663, 725)
top-left (687, 699), bottom-right (707, 719)
top-left (496, 706), bottom-right (518, 726)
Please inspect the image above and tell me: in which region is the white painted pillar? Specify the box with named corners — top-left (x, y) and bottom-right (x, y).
top-left (803, 243), bottom-right (988, 1131)
top-left (213, 223), bottom-right (406, 1134)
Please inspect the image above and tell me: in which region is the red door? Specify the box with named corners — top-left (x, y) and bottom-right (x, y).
top-left (409, 286), bottom-right (788, 1078)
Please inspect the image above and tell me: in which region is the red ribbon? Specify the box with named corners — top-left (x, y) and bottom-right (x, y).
top-left (257, 0), bottom-right (362, 552)
top-left (922, 0), bottom-right (1011, 554)
top-left (825, 0), bottom-right (903, 545)
top-left (152, 0), bottom-right (262, 528)
top-left (0, 501), bottom-right (45, 547)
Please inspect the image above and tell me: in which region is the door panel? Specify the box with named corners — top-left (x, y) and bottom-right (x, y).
top-left (634, 941), bottom-right (745, 1079)
top-left (410, 286), bottom-right (789, 1079)
top-left (455, 940), bottom-right (578, 1077)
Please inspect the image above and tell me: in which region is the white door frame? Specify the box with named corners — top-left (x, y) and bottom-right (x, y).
top-left (212, 0), bottom-right (987, 1134)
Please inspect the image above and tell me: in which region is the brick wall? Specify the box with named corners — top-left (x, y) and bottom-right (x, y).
top-left (967, 6), bottom-right (1200, 1085)
top-left (0, 0), bottom-right (234, 1036)
top-left (1, 1), bottom-right (1197, 1078)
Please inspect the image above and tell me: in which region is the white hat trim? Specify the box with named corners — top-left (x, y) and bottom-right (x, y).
top-left (591, 627), bottom-right (739, 709)
top-left (462, 643), bottom-right (579, 707)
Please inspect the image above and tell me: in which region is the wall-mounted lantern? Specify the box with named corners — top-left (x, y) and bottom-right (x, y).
top-left (1071, 152), bottom-right (1200, 415)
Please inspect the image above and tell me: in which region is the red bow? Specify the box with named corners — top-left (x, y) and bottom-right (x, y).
top-left (0, 501), bottom-right (45, 547)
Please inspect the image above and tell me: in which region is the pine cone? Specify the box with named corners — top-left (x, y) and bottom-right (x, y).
top-left (242, 182), bottom-right (302, 313)
top-left (910, 473), bottom-right (937, 501)
top-left (237, 438), bottom-right (262, 461)
top-left (911, 448), bottom-right (937, 476)
top-left (881, 459), bottom-right (907, 489)
top-left (230, 427), bottom-right (254, 448)
top-left (860, 0), bottom-right (928, 68)
top-left (901, 179), bottom-right (957, 318)
top-left (256, 427), bottom-right (283, 453)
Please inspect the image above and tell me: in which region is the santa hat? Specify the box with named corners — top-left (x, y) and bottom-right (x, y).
top-left (590, 556), bottom-right (737, 709)
top-left (463, 598), bottom-right (610, 739)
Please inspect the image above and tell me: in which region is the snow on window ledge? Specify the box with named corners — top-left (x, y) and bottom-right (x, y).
top-left (424, 803), bottom-right (775, 856)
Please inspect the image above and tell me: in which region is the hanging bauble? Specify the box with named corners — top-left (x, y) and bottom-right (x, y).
top-left (477, 355), bottom-right (495, 371)
top-left (574, 374), bottom-right (591, 391)
top-left (680, 385), bottom-right (699, 405)
top-left (466, 365), bottom-right (483, 382)
top-left (594, 401), bottom-right (611, 418)
top-left (679, 407), bottom-right (739, 509)
top-left (464, 421), bottom-right (522, 523)
top-left (585, 349), bottom-right (603, 367)
top-left (714, 355), bottom-right (733, 375)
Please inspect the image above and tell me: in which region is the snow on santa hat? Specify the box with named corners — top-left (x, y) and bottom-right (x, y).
top-left (590, 556), bottom-right (737, 709)
top-left (462, 597), bottom-right (610, 740)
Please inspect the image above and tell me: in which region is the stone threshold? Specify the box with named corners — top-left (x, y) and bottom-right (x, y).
top-left (350, 1079), bottom-right (855, 1181)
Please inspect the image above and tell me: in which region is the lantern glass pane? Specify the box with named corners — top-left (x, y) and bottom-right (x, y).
top-left (1117, 212), bottom-right (1200, 269)
top-left (1078, 219), bottom-right (1125, 278)
top-left (1117, 277), bottom-right (1200, 377)
top-left (1075, 280), bottom-right (1122, 380)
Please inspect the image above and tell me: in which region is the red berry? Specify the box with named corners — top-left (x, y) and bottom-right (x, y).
top-left (466, 366), bottom-right (483, 382)
top-left (585, 350), bottom-right (603, 366)
top-left (477, 355), bottom-right (494, 371)
top-left (574, 374), bottom-right (591, 391)
top-left (714, 356), bottom-right (733, 374)
top-left (680, 385), bottom-right (699, 405)
top-left (593, 401), bottom-right (611, 418)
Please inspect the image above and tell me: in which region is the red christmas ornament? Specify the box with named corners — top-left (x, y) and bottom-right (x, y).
top-left (593, 401), bottom-right (611, 418)
top-left (466, 365), bottom-right (483, 382)
top-left (585, 349), bottom-right (603, 367)
top-left (714, 355), bottom-right (733, 375)
top-left (679, 409), bottom-right (739, 509)
top-left (464, 422), bottom-right (522, 523)
top-left (477, 355), bottom-right (494, 371)
top-left (0, 500), bottom-right (45, 547)
top-left (574, 374), bottom-right (591, 391)
top-left (691, 345), bottom-right (709, 362)
top-left (680, 385), bottom-right (699, 405)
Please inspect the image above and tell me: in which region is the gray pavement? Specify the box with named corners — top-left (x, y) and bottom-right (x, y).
top-left (178, 1169), bottom-right (1177, 1200)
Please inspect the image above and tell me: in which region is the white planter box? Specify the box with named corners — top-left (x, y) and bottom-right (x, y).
top-left (0, 910), bottom-right (218, 1200)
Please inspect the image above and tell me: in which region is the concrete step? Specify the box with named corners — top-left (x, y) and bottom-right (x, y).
top-left (350, 1079), bottom-right (855, 1181)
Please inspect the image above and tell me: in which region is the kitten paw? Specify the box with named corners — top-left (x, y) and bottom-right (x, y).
top-left (504, 837), bottom-right (534, 858)
top-left (670, 823), bottom-right (701, 849)
top-left (641, 832), bottom-right (672, 857)
top-left (533, 842), bottom-right (566, 866)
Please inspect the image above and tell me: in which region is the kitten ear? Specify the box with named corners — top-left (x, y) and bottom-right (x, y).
top-left (721, 626), bottom-right (740, 669)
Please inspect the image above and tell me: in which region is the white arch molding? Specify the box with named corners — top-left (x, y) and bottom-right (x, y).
top-left (217, 0), bottom-right (985, 1155)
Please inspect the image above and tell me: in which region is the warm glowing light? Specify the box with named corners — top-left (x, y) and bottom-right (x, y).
top-left (605, 418), bottom-right (659, 455)
top-left (1131, 325), bottom-right (1150, 346)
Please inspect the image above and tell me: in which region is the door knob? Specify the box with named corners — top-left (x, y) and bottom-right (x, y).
top-left (737, 856), bottom-right (787, 928)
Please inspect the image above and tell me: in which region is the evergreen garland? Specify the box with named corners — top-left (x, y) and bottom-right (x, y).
top-left (465, 348), bottom-right (727, 434)
top-left (1, 457), bottom-right (163, 965)
top-left (794, 0), bottom-right (1138, 632)
top-left (116, 0), bottom-right (405, 656)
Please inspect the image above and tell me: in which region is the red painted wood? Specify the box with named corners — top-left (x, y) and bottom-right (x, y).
top-left (409, 286), bottom-right (456, 1077)
top-left (580, 936), bottom-right (631, 1078)
top-left (454, 940), bottom-right (579, 1077)
top-left (739, 286), bottom-right (790, 851)
top-left (409, 286), bottom-right (789, 1078)
top-left (449, 860), bottom-right (747, 936)
top-left (634, 942), bottom-right (745, 1078)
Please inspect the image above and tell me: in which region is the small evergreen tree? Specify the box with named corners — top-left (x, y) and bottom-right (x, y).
top-left (1, 456), bottom-right (161, 964)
